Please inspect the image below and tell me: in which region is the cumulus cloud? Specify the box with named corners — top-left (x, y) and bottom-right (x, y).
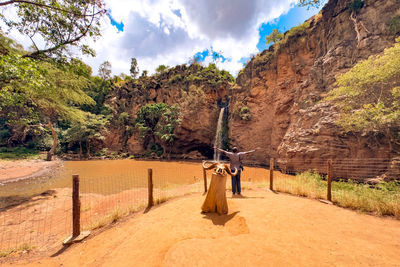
top-left (1, 0), bottom-right (299, 76)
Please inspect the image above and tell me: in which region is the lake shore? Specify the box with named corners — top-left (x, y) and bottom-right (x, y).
top-left (0, 159), bottom-right (63, 183)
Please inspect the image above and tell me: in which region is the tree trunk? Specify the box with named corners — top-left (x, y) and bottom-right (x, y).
top-left (46, 122), bottom-right (57, 161)
top-left (87, 140), bottom-right (91, 158)
top-left (79, 141), bottom-right (83, 159)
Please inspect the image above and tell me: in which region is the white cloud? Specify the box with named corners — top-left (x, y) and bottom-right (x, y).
top-left (1, 0), bottom-right (298, 76)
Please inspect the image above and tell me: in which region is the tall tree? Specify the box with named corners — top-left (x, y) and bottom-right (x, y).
top-left (0, 35), bottom-right (96, 160)
top-left (130, 57), bottom-right (139, 78)
top-left (0, 0), bottom-right (106, 58)
top-left (98, 60), bottom-right (112, 80)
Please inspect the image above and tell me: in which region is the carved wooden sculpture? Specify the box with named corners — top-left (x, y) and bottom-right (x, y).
top-left (201, 161), bottom-right (237, 215)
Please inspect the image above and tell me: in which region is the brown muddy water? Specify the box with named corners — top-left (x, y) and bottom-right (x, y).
top-left (0, 160), bottom-right (269, 199)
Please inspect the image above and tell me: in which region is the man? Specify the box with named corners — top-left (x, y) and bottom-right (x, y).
top-left (214, 146), bottom-right (259, 196)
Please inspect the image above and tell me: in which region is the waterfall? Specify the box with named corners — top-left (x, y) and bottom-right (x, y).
top-left (213, 107), bottom-right (225, 162)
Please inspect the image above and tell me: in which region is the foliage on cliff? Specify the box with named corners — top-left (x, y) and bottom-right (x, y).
top-left (325, 38), bottom-right (400, 152)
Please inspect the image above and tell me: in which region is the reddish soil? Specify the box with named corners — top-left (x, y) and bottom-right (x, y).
top-left (6, 189), bottom-right (400, 266)
top-left (0, 160), bottom-right (61, 183)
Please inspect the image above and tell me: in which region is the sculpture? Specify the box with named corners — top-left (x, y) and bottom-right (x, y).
top-left (201, 161), bottom-right (238, 215)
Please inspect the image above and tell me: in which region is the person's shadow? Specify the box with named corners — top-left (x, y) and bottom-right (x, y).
top-left (202, 211), bottom-right (240, 226)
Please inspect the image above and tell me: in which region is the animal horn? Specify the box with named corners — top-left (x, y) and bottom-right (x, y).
top-left (202, 161), bottom-right (218, 170)
top-left (224, 164), bottom-right (238, 176)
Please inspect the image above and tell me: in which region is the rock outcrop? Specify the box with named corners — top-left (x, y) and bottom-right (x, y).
top-left (105, 0), bottom-right (400, 178)
top-left (104, 64), bottom-right (231, 159)
top-left (229, 0), bottom-right (400, 173)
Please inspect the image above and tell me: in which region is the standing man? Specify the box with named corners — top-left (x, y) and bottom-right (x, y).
top-left (214, 146), bottom-right (259, 196)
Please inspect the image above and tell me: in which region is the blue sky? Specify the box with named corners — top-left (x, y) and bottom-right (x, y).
top-left (106, 2), bottom-right (323, 70)
top-left (83, 0), bottom-right (329, 76)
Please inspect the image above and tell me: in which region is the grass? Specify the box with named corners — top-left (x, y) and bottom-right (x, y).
top-left (272, 171), bottom-right (400, 219)
top-left (0, 147), bottom-right (40, 160)
top-left (0, 243), bottom-right (33, 258)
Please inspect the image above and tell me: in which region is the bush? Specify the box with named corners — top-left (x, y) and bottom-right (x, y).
top-left (389, 16), bottom-right (400, 35)
top-left (169, 74), bottom-right (183, 84)
top-left (347, 0), bottom-right (364, 14)
top-left (239, 106), bottom-right (252, 121)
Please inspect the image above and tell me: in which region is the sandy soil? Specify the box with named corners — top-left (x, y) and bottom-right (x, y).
top-left (0, 160), bottom-right (61, 183)
top-left (8, 189), bottom-right (400, 267)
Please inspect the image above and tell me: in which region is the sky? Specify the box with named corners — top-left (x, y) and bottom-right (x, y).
top-left (1, 0), bottom-right (325, 76)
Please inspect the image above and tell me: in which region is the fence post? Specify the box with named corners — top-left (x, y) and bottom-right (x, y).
top-left (72, 174), bottom-right (80, 237)
top-left (327, 160), bottom-right (332, 202)
top-left (148, 168), bottom-right (154, 208)
top-left (269, 158), bottom-right (274, 191)
top-left (203, 168), bottom-right (207, 193)
top-left (63, 174), bottom-right (90, 245)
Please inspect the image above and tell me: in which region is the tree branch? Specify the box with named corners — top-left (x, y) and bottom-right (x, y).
top-left (0, 0), bottom-right (105, 17)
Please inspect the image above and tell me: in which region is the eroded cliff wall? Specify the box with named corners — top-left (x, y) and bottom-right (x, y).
top-left (229, 0), bottom-right (400, 167)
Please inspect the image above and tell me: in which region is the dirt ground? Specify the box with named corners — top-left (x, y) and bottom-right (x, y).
top-left (0, 160), bottom-right (61, 183)
top-left (7, 189), bottom-right (400, 267)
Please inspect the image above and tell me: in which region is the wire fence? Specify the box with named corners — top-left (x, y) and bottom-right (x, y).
top-left (0, 158), bottom-right (399, 254)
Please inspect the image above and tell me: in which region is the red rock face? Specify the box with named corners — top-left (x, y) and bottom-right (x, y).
top-left (229, 0), bottom-right (400, 176)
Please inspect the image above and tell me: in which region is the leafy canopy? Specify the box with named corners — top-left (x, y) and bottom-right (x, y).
top-left (135, 103), bottom-right (181, 145)
top-left (266, 29), bottom-right (283, 45)
top-left (325, 38), bottom-right (400, 141)
top-left (0, 0), bottom-right (106, 58)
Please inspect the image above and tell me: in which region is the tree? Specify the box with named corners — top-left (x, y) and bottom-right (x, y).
top-left (63, 113), bottom-right (108, 158)
top-left (0, 0), bottom-right (106, 58)
top-left (135, 103), bottom-right (181, 157)
top-left (130, 57), bottom-right (139, 78)
top-left (98, 60), bottom-right (112, 80)
top-left (140, 70), bottom-right (148, 77)
top-left (325, 38), bottom-right (400, 153)
top-left (156, 64), bottom-right (168, 74)
top-left (298, 0), bottom-right (324, 8)
top-left (0, 35), bottom-right (96, 160)
top-left (266, 29), bottom-right (283, 45)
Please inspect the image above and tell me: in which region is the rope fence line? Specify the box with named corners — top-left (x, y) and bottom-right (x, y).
top-left (0, 158), bottom-right (399, 254)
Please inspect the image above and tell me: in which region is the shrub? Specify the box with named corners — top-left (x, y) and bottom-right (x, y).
top-left (239, 106), bottom-right (252, 121)
top-left (389, 16), bottom-right (400, 35)
top-left (347, 0), bottom-right (364, 14)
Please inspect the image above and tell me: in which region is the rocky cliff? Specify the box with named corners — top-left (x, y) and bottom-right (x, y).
top-left (105, 0), bottom-right (400, 178)
top-left (104, 64), bottom-right (232, 158)
top-left (229, 0), bottom-right (400, 172)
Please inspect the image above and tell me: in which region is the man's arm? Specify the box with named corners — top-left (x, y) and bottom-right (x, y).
top-left (240, 147), bottom-right (261, 155)
top-left (214, 147), bottom-right (228, 154)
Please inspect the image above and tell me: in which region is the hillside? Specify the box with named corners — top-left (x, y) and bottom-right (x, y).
top-left (105, 0), bottom-right (400, 176)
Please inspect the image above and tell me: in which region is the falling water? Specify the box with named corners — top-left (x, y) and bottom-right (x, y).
top-left (213, 107), bottom-right (225, 161)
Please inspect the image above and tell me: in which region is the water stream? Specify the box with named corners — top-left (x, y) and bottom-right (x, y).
top-left (213, 107), bottom-right (225, 162)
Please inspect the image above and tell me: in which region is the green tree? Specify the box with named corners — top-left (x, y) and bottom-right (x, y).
top-left (266, 29), bottom-right (283, 45)
top-left (63, 113), bottom-right (108, 157)
top-left (0, 0), bottom-right (106, 58)
top-left (98, 60), bottom-right (112, 80)
top-left (130, 57), bottom-right (139, 78)
top-left (298, 0), bottom-right (323, 8)
top-left (0, 36), bottom-right (96, 160)
top-left (135, 103), bottom-right (181, 157)
top-left (156, 65), bottom-right (168, 74)
top-left (325, 38), bottom-right (400, 153)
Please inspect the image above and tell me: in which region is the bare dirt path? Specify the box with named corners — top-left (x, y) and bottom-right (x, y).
top-left (8, 189), bottom-right (400, 267)
top-left (0, 160), bottom-right (61, 183)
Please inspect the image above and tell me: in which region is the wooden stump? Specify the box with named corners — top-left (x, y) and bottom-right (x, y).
top-left (201, 172), bottom-right (228, 215)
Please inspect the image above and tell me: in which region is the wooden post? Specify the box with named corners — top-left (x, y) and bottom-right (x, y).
top-left (203, 168), bottom-right (207, 193)
top-left (63, 174), bottom-right (90, 245)
top-left (327, 160), bottom-right (332, 202)
top-left (72, 174), bottom-right (80, 237)
top-left (269, 158), bottom-right (274, 191)
top-left (148, 168), bottom-right (154, 208)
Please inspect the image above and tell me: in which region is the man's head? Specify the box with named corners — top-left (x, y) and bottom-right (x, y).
top-left (232, 147), bottom-right (238, 153)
